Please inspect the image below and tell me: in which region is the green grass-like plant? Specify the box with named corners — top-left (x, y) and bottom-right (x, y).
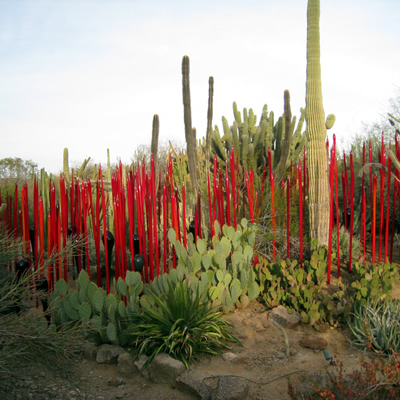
top-left (131, 281), bottom-right (239, 369)
top-left (348, 299), bottom-right (400, 355)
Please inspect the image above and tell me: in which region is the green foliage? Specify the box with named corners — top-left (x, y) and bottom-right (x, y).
top-left (50, 269), bottom-right (143, 346)
top-left (349, 261), bottom-right (399, 310)
top-left (255, 250), bottom-right (345, 327)
top-left (0, 157), bottom-right (38, 191)
top-left (203, 98), bottom-right (306, 190)
top-left (130, 281), bottom-right (239, 369)
top-left (168, 219), bottom-right (260, 311)
top-left (348, 300), bottom-right (400, 355)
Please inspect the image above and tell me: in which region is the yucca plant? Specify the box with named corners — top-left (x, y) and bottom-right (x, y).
top-left (348, 299), bottom-right (400, 355)
top-left (131, 281), bottom-right (239, 369)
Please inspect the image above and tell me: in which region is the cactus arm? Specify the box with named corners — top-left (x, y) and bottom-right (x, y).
top-left (275, 90), bottom-right (293, 182)
top-left (233, 102), bottom-right (242, 124)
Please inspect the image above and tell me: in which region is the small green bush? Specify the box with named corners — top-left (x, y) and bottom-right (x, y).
top-left (348, 299), bottom-right (400, 355)
top-left (130, 281), bottom-right (239, 369)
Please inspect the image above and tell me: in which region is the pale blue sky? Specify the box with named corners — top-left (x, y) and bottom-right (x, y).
top-left (1, 0), bottom-right (399, 172)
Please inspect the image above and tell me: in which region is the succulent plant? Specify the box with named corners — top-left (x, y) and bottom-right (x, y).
top-left (167, 219), bottom-right (260, 312)
top-left (49, 269), bottom-right (143, 346)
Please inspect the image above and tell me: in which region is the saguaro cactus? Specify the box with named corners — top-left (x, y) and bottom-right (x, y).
top-left (151, 114), bottom-right (160, 186)
top-left (205, 76), bottom-right (214, 172)
top-left (305, 0), bottom-right (330, 246)
top-left (182, 55), bottom-right (198, 192)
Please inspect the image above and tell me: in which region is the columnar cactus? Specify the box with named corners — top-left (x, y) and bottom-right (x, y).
top-left (182, 55), bottom-right (198, 192)
top-left (205, 76), bottom-right (214, 172)
top-left (151, 114), bottom-right (160, 185)
top-left (305, 0), bottom-right (331, 245)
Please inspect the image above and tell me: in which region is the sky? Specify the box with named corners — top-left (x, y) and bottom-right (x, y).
top-left (1, 0), bottom-right (400, 173)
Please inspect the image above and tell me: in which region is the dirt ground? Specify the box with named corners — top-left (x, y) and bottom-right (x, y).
top-left (4, 264), bottom-right (400, 400)
top-left (2, 301), bottom-right (367, 400)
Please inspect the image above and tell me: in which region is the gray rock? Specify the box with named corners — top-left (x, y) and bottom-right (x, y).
top-left (299, 335), bottom-right (328, 350)
top-left (203, 376), bottom-right (249, 400)
top-left (147, 353), bottom-right (186, 387)
top-left (176, 373), bottom-right (211, 400)
top-left (220, 376), bottom-right (249, 400)
top-left (269, 305), bottom-right (301, 329)
top-left (117, 352), bottom-right (136, 375)
top-left (96, 344), bottom-right (125, 364)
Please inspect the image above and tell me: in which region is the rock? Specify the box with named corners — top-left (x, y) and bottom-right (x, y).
top-left (117, 352), bottom-right (136, 375)
top-left (134, 355), bottom-right (150, 378)
top-left (147, 354), bottom-right (186, 387)
top-left (176, 373), bottom-right (211, 400)
top-left (81, 341), bottom-right (98, 361)
top-left (96, 344), bottom-right (125, 364)
top-left (299, 335), bottom-right (328, 350)
top-left (204, 376), bottom-right (249, 400)
top-left (107, 377), bottom-right (125, 387)
top-left (222, 352), bottom-right (238, 362)
top-left (313, 322), bottom-right (330, 333)
top-left (269, 306), bottom-right (301, 329)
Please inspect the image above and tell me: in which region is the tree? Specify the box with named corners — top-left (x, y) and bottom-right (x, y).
top-left (0, 157), bottom-right (38, 188)
top-left (305, 0), bottom-right (332, 246)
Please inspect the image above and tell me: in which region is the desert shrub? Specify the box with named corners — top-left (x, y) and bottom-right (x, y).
top-left (288, 352), bottom-right (400, 399)
top-left (348, 299), bottom-right (400, 355)
top-left (0, 230), bottom-right (84, 390)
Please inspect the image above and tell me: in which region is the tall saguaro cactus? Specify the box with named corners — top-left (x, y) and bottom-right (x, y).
top-left (305, 0), bottom-right (330, 245)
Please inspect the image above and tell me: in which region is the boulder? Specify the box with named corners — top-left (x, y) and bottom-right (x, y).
top-left (269, 306), bottom-right (301, 329)
top-left (147, 354), bottom-right (186, 387)
top-left (299, 335), bottom-right (328, 350)
top-left (176, 373), bottom-right (211, 400)
top-left (96, 344), bottom-right (125, 364)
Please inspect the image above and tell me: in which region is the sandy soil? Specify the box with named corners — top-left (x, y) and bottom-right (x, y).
top-left (3, 299), bottom-right (367, 400)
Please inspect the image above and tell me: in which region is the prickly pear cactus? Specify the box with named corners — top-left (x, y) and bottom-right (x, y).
top-left (49, 269), bottom-right (142, 346)
top-left (168, 219), bottom-right (260, 311)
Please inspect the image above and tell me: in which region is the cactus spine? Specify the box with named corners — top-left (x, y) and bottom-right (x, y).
top-left (305, 0), bottom-right (330, 246)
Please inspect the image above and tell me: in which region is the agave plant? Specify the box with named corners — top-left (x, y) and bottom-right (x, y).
top-left (131, 281), bottom-right (239, 369)
top-left (348, 299), bottom-right (400, 355)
